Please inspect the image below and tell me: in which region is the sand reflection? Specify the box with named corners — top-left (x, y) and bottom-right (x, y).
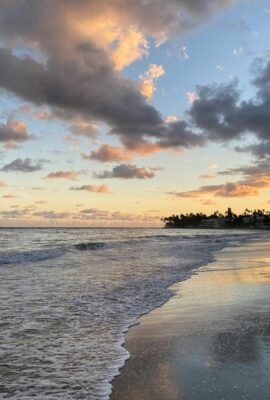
top-left (111, 239), bottom-right (270, 400)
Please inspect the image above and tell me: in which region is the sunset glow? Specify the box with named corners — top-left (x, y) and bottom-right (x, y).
top-left (0, 0), bottom-right (270, 226)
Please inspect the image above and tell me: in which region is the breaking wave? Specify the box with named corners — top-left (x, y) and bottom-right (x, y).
top-left (0, 247), bottom-right (66, 265)
top-left (74, 241), bottom-right (108, 251)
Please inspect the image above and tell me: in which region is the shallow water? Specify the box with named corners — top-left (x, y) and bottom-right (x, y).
top-left (0, 228), bottom-right (260, 399)
top-left (111, 236), bottom-right (270, 400)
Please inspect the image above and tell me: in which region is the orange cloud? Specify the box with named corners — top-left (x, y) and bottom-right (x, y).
top-left (43, 171), bottom-right (81, 181)
top-left (217, 183), bottom-right (259, 197)
top-left (172, 176), bottom-right (270, 199)
top-left (111, 28), bottom-right (148, 70)
top-left (33, 110), bottom-right (55, 121)
top-left (140, 64), bottom-right (165, 101)
top-left (83, 144), bottom-right (132, 162)
top-left (164, 115), bottom-right (179, 123)
top-left (8, 118), bottom-right (27, 134)
top-left (83, 141), bottom-right (162, 163)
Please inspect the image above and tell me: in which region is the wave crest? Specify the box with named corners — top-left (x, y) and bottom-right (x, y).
top-left (74, 242), bottom-right (107, 251)
top-left (0, 247), bottom-right (65, 265)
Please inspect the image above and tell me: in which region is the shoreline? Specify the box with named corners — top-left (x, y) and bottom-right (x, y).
top-left (164, 226), bottom-right (270, 230)
top-left (110, 235), bottom-right (270, 399)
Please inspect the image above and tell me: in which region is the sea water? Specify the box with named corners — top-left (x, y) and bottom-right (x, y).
top-left (0, 228), bottom-right (259, 399)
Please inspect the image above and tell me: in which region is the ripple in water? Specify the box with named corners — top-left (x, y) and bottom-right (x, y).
top-left (0, 228), bottom-right (259, 399)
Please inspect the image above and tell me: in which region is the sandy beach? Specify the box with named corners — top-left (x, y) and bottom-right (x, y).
top-left (111, 236), bottom-right (270, 400)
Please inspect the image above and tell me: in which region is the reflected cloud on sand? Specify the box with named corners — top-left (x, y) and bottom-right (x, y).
top-left (112, 240), bottom-right (270, 400)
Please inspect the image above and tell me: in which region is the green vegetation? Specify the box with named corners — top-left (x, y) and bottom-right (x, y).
top-left (162, 209), bottom-right (270, 229)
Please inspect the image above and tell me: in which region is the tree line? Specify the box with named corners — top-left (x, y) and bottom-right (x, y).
top-left (162, 209), bottom-right (270, 228)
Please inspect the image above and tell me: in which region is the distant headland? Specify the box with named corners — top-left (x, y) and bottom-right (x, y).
top-left (162, 208), bottom-right (270, 229)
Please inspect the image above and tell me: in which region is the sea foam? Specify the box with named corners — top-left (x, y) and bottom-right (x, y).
top-left (0, 228), bottom-right (260, 399)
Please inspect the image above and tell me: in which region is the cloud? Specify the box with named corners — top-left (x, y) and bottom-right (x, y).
top-left (201, 199), bottom-right (216, 205)
top-left (1, 158), bottom-right (47, 172)
top-left (188, 57), bottom-right (270, 148)
top-left (233, 46), bottom-right (244, 56)
top-left (0, 209), bottom-right (26, 219)
top-left (33, 110), bottom-right (55, 121)
top-left (171, 182), bottom-right (261, 198)
top-left (70, 184), bottom-right (110, 193)
top-left (0, 0), bottom-right (233, 155)
top-left (94, 163), bottom-right (156, 179)
top-left (186, 91), bottom-right (198, 104)
top-left (83, 144), bottom-right (132, 162)
top-left (235, 142), bottom-right (270, 159)
top-left (216, 65), bottom-right (225, 71)
top-left (164, 115), bottom-right (179, 123)
top-left (33, 211), bottom-right (70, 219)
top-left (218, 159), bottom-right (270, 178)
top-left (0, 205), bottom-right (161, 225)
top-left (3, 193), bottom-right (17, 198)
top-left (140, 64), bottom-right (165, 101)
top-left (111, 28), bottom-right (148, 71)
top-left (80, 208), bottom-right (103, 214)
top-left (0, 118), bottom-right (32, 147)
top-left (69, 121), bottom-right (97, 137)
top-left (189, 81), bottom-right (242, 142)
top-left (0, 45), bottom-right (201, 153)
top-left (75, 208), bottom-right (160, 224)
top-left (180, 46), bottom-right (189, 59)
top-left (43, 171), bottom-right (81, 180)
top-left (0, 1), bottom-right (235, 48)
top-left (171, 158), bottom-right (270, 199)
top-left (86, 140), bottom-right (164, 163)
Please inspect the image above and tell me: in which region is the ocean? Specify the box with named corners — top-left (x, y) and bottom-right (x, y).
top-left (0, 228), bottom-right (261, 399)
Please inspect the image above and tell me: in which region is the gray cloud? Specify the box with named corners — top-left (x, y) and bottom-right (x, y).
top-left (94, 163), bottom-right (156, 179)
top-left (0, 209), bottom-right (26, 218)
top-left (0, 118), bottom-right (32, 145)
top-left (0, 1), bottom-right (235, 47)
top-left (1, 158), bottom-right (47, 172)
top-left (33, 211), bottom-right (70, 219)
top-left (80, 208), bottom-right (102, 214)
top-left (189, 57), bottom-right (270, 148)
top-left (69, 122), bottom-right (97, 137)
top-left (83, 144), bottom-right (132, 162)
top-left (4, 0), bottom-right (270, 165)
top-left (235, 141), bottom-right (270, 158)
top-left (70, 184), bottom-right (110, 193)
top-left (0, 0), bottom-right (233, 154)
top-left (218, 159), bottom-right (270, 177)
top-left (189, 80), bottom-right (242, 142)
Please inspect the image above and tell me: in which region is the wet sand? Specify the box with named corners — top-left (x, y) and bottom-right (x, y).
top-left (111, 237), bottom-right (270, 400)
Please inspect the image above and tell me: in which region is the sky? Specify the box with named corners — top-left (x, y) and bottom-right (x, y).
top-left (0, 0), bottom-right (270, 227)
